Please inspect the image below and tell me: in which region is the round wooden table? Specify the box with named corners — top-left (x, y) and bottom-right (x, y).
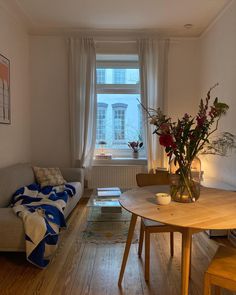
top-left (118, 185), bottom-right (236, 295)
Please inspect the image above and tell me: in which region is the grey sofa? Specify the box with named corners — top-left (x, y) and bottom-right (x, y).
top-left (0, 163), bottom-right (84, 252)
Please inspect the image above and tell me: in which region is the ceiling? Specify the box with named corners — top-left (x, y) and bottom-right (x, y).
top-left (14, 0), bottom-right (231, 36)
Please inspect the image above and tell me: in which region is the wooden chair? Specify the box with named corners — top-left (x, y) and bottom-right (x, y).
top-left (204, 245), bottom-right (236, 295)
top-left (136, 171), bottom-right (177, 281)
top-left (136, 171), bottom-right (170, 188)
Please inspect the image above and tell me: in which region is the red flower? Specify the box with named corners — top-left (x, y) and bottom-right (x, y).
top-left (159, 134), bottom-right (175, 148)
top-left (171, 142), bottom-right (177, 149)
top-left (160, 123), bottom-right (170, 134)
top-left (196, 116), bottom-right (206, 127)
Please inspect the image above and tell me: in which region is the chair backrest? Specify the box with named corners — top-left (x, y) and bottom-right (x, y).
top-left (136, 171), bottom-right (170, 187)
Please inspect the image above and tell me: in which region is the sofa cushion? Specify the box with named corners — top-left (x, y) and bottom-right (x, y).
top-left (33, 166), bottom-right (66, 187)
top-left (0, 163), bottom-right (35, 208)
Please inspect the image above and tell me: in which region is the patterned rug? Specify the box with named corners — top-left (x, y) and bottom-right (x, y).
top-left (82, 207), bottom-right (138, 244)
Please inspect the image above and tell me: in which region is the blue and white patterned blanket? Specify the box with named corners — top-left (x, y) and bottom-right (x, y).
top-left (11, 183), bottom-right (76, 268)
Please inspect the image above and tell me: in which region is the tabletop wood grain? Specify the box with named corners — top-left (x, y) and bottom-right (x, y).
top-left (119, 185), bottom-right (236, 230)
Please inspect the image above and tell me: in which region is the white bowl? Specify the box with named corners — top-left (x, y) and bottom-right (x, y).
top-left (156, 193), bottom-right (171, 205)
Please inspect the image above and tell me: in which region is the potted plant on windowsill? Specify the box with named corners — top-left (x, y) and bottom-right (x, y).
top-left (128, 141), bottom-right (143, 159)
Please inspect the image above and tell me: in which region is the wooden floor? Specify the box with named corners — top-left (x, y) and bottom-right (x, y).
top-left (0, 191), bottom-right (235, 295)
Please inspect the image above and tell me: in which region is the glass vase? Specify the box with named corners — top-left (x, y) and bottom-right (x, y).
top-left (169, 157), bottom-right (201, 203)
top-left (132, 152), bottom-right (139, 159)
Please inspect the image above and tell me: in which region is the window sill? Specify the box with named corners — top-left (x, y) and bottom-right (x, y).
top-left (93, 157), bottom-right (147, 166)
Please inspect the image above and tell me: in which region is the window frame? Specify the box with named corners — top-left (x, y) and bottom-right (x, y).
top-left (95, 56), bottom-right (145, 159)
top-left (96, 60), bottom-right (140, 95)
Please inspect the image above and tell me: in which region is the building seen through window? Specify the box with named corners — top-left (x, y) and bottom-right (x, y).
top-left (96, 69), bottom-right (105, 84)
top-left (96, 103), bottom-right (107, 141)
top-left (95, 54), bottom-right (144, 156)
top-left (112, 103), bottom-right (127, 143)
top-left (113, 69), bottom-right (125, 84)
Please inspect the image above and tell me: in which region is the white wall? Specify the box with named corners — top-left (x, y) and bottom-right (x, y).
top-left (167, 38), bottom-right (200, 119)
top-left (30, 36), bottom-right (71, 167)
top-left (0, 1), bottom-right (31, 168)
top-left (199, 1), bottom-right (236, 187)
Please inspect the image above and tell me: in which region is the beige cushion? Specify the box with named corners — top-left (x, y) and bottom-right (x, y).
top-left (33, 166), bottom-right (66, 187)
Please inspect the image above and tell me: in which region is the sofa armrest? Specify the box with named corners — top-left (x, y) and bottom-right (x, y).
top-left (60, 168), bottom-right (84, 188)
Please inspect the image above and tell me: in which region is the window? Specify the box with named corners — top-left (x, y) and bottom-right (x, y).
top-left (96, 103), bottom-right (108, 142)
top-left (113, 69), bottom-right (125, 84)
top-left (96, 69), bottom-right (105, 84)
top-left (95, 54), bottom-right (145, 158)
top-left (112, 103), bottom-right (127, 143)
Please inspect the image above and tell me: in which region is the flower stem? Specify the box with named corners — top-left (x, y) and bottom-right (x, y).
top-left (178, 164), bottom-right (195, 202)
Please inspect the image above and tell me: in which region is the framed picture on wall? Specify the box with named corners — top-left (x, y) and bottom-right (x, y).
top-left (0, 54), bottom-right (10, 124)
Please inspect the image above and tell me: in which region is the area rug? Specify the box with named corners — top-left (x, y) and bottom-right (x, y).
top-left (82, 208), bottom-right (138, 244)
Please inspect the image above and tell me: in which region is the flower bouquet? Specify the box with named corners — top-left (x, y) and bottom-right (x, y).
top-left (144, 84), bottom-right (232, 202)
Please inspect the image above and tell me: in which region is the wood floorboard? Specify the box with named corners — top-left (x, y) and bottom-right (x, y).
top-left (0, 193), bottom-right (236, 295)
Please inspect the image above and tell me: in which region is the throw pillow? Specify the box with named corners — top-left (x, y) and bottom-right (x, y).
top-left (33, 166), bottom-right (66, 187)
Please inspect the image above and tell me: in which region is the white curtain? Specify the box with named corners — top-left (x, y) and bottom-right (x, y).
top-left (68, 37), bottom-right (96, 173)
top-left (138, 38), bottom-right (169, 172)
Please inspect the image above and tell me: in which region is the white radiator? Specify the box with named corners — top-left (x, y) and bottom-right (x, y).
top-left (89, 165), bottom-right (147, 189)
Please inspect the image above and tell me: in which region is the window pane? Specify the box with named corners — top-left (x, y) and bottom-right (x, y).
top-left (95, 55), bottom-right (144, 156)
top-left (96, 68), bottom-right (139, 84)
top-left (96, 104), bottom-right (107, 142)
top-left (113, 107), bottom-right (126, 142)
top-left (96, 69), bottom-right (105, 84)
top-left (114, 69), bottom-right (125, 84)
top-left (96, 94), bottom-right (143, 149)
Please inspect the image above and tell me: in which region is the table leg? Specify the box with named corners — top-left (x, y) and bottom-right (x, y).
top-left (118, 213), bottom-right (138, 285)
top-left (181, 228), bottom-right (192, 295)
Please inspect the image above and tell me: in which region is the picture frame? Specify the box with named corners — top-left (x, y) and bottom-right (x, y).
top-left (0, 54), bottom-right (10, 124)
